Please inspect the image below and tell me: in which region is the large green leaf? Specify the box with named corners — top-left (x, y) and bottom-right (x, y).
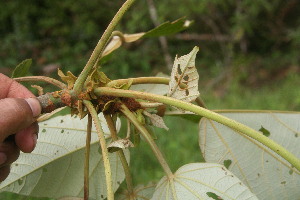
top-left (0, 114), bottom-right (128, 200)
top-left (199, 111), bottom-right (300, 200)
top-left (151, 163), bottom-right (258, 200)
top-left (11, 59), bottom-right (32, 78)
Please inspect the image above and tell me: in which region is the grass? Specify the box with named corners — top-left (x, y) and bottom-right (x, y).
top-left (0, 72), bottom-right (299, 199)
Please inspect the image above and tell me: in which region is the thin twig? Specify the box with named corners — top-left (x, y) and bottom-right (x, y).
top-left (84, 100), bottom-right (114, 200)
top-left (146, 0), bottom-right (172, 70)
top-left (120, 104), bottom-right (173, 178)
top-left (73, 0), bottom-right (136, 93)
top-left (14, 76), bottom-right (66, 89)
top-left (104, 115), bottom-right (134, 197)
top-left (84, 115), bottom-right (92, 200)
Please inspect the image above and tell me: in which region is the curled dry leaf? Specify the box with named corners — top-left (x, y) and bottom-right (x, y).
top-left (108, 138), bottom-right (134, 153)
top-left (102, 33), bottom-right (144, 57)
top-left (143, 111), bottom-right (169, 131)
top-left (168, 46), bottom-right (200, 103)
top-left (58, 69), bottom-right (77, 90)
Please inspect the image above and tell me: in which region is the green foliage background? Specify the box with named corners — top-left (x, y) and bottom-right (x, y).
top-left (0, 0), bottom-right (299, 199)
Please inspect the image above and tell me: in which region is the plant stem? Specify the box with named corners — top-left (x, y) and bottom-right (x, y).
top-left (107, 77), bottom-right (170, 87)
top-left (73, 0), bottom-right (136, 93)
top-left (104, 115), bottom-right (134, 197)
top-left (14, 76), bottom-right (67, 89)
top-left (83, 100), bottom-right (114, 200)
top-left (120, 104), bottom-right (173, 178)
top-left (95, 87), bottom-right (300, 172)
top-left (84, 115), bottom-right (92, 200)
top-left (107, 77), bottom-right (206, 108)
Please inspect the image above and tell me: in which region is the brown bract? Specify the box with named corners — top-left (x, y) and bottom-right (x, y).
top-left (97, 95), bottom-right (142, 115)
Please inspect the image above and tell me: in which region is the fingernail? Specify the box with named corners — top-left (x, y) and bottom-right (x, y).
top-left (0, 153), bottom-right (7, 165)
top-left (25, 98), bottom-right (42, 117)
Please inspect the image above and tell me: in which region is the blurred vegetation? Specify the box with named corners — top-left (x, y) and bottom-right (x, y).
top-left (0, 0), bottom-right (299, 199)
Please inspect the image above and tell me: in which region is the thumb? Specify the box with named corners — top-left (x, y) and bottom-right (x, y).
top-left (0, 98), bottom-right (41, 142)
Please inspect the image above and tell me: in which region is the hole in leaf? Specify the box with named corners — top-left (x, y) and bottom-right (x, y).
top-left (42, 129), bottom-right (46, 133)
top-left (289, 169), bottom-right (294, 175)
top-left (185, 89), bottom-right (189, 96)
top-left (60, 119), bottom-right (64, 123)
top-left (177, 64), bottom-right (182, 74)
top-left (223, 159), bottom-right (232, 169)
top-left (18, 179), bottom-right (23, 186)
top-left (61, 129), bottom-right (64, 133)
top-left (257, 173), bottom-right (260, 177)
top-left (295, 133), bottom-right (298, 138)
top-left (206, 192), bottom-right (223, 200)
top-left (281, 181), bottom-right (286, 185)
top-left (259, 126), bottom-right (270, 137)
top-left (183, 75), bottom-right (189, 82)
top-left (175, 76), bottom-right (179, 83)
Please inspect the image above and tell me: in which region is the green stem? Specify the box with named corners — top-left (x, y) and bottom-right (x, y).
top-left (120, 104), bottom-right (173, 178)
top-left (84, 100), bottom-right (114, 200)
top-left (84, 115), bottom-right (92, 200)
top-left (14, 76), bottom-right (66, 89)
top-left (107, 77), bottom-right (170, 87)
top-left (73, 0), bottom-right (136, 93)
top-left (95, 87), bottom-right (300, 172)
top-left (104, 114), bottom-right (134, 197)
top-left (107, 76), bottom-right (206, 108)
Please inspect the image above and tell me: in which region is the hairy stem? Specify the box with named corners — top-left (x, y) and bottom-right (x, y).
top-left (120, 104), bottom-right (173, 178)
top-left (14, 76), bottom-right (66, 89)
top-left (107, 77), bottom-right (170, 87)
top-left (104, 114), bottom-right (134, 197)
top-left (95, 87), bottom-right (300, 172)
top-left (73, 0), bottom-right (136, 93)
top-left (84, 100), bottom-right (114, 200)
top-left (84, 115), bottom-right (92, 200)
top-left (107, 76), bottom-right (206, 108)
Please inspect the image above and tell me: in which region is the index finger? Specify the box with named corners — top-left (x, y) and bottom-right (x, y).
top-left (0, 73), bottom-right (35, 99)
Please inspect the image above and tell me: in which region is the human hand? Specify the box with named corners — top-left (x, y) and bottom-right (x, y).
top-left (0, 73), bottom-right (41, 182)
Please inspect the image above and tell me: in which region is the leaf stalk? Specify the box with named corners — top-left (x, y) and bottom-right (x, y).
top-left (104, 114), bottom-right (134, 196)
top-left (120, 104), bottom-right (173, 178)
top-left (73, 0), bottom-right (136, 93)
top-left (95, 87), bottom-right (300, 172)
top-left (84, 100), bottom-right (114, 200)
top-left (84, 115), bottom-right (92, 200)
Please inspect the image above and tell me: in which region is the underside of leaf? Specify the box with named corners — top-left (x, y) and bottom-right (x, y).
top-left (168, 46), bottom-right (200, 103)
